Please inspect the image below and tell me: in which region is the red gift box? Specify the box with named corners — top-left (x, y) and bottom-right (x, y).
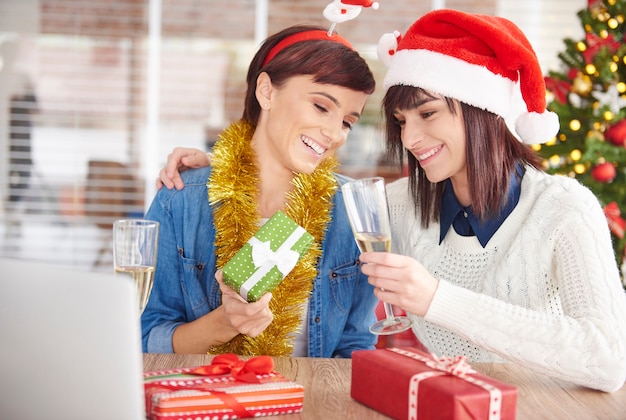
top-left (351, 347), bottom-right (517, 420)
top-left (144, 354), bottom-right (304, 419)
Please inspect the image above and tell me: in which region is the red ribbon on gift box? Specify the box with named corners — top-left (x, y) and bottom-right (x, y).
top-left (424, 353), bottom-right (476, 377)
top-left (188, 353), bottom-right (274, 383)
top-left (387, 348), bottom-right (503, 420)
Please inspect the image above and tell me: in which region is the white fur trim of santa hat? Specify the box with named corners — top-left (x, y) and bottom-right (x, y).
top-left (379, 9), bottom-right (559, 144)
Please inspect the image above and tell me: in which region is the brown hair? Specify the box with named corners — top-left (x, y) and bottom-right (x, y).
top-left (242, 25), bottom-right (376, 125)
top-left (383, 85), bottom-right (543, 227)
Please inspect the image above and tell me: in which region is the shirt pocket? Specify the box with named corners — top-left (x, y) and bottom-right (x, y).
top-left (329, 258), bottom-right (360, 312)
top-left (179, 252), bottom-right (209, 312)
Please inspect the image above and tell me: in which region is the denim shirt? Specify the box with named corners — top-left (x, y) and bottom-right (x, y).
top-left (141, 166), bottom-right (378, 357)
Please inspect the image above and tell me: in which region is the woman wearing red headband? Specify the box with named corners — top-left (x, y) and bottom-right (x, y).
top-left (141, 24), bottom-right (378, 357)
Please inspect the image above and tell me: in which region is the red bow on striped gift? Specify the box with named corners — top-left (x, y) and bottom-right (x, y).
top-left (188, 353), bottom-right (274, 383)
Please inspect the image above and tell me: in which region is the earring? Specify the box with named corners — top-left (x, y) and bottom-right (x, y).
top-left (263, 103), bottom-right (269, 108)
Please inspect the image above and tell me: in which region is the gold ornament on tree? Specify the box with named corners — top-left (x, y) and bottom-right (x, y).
top-left (589, 0), bottom-right (608, 19)
top-left (572, 72), bottom-right (593, 96)
top-left (588, 128), bottom-right (605, 142)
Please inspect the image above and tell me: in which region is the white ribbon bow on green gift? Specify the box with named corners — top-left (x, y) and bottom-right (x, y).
top-left (250, 238), bottom-right (300, 275)
top-left (238, 226), bottom-right (306, 300)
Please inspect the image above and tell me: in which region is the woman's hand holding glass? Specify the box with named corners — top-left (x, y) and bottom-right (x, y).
top-left (342, 177), bottom-right (413, 335)
top-left (358, 252), bottom-right (439, 318)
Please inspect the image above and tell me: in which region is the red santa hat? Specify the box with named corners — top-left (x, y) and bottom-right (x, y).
top-left (378, 9), bottom-right (559, 144)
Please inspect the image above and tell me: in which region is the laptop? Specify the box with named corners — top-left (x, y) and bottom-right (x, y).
top-left (0, 258), bottom-right (145, 420)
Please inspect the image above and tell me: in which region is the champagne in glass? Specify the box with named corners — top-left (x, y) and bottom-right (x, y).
top-left (355, 232), bottom-right (391, 253)
top-left (342, 177), bottom-right (413, 335)
top-left (113, 219), bottom-right (159, 317)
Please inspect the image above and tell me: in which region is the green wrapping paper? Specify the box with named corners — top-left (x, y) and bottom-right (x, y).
top-left (222, 210), bottom-right (314, 302)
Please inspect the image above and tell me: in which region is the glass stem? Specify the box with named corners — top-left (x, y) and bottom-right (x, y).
top-left (383, 301), bottom-right (396, 321)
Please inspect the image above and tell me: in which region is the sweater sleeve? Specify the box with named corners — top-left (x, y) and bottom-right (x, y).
top-left (425, 184), bottom-right (626, 392)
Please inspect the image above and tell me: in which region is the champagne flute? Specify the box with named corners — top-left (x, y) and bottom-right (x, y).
top-left (113, 219), bottom-right (159, 317)
top-left (342, 177), bottom-right (413, 335)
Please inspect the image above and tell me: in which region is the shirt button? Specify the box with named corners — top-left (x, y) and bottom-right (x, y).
top-left (463, 211), bottom-right (468, 218)
top-left (314, 316), bottom-right (321, 323)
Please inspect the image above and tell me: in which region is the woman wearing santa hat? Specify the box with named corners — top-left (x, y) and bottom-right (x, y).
top-left (361, 9), bottom-right (626, 393)
top-left (141, 23), bottom-right (379, 358)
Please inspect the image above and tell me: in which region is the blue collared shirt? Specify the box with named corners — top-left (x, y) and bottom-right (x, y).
top-left (439, 166), bottom-right (524, 247)
top-left (141, 167), bottom-right (378, 357)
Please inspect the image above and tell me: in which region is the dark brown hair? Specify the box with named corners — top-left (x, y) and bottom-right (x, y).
top-left (242, 25), bottom-right (376, 125)
top-left (383, 85), bottom-right (543, 227)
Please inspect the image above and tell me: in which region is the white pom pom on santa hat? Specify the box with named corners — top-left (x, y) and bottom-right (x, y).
top-left (515, 111), bottom-right (560, 145)
top-left (379, 9), bottom-right (559, 144)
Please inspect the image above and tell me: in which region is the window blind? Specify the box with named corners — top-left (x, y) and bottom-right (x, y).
top-left (0, 0), bottom-right (588, 269)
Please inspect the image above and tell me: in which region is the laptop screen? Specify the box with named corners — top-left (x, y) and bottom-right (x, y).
top-left (0, 258), bottom-right (145, 420)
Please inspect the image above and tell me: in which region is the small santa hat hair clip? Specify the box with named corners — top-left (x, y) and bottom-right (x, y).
top-left (377, 30), bottom-right (401, 67)
top-left (324, 0), bottom-right (380, 35)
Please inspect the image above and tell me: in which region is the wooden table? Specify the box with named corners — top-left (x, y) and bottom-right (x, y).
top-left (144, 353), bottom-right (626, 419)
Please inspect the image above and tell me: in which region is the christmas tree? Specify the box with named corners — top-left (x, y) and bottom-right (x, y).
top-left (540, 0), bottom-right (626, 274)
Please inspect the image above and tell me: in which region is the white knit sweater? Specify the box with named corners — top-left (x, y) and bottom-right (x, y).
top-left (387, 167), bottom-right (626, 392)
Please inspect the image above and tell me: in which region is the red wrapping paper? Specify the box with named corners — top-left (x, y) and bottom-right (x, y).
top-left (144, 354), bottom-right (304, 419)
top-left (351, 347), bottom-right (517, 420)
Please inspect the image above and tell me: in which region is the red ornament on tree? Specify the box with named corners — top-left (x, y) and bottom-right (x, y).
top-left (591, 162), bottom-right (617, 183)
top-left (605, 120), bottom-right (626, 147)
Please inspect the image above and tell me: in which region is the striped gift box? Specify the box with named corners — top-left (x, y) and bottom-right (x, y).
top-left (144, 358), bottom-right (304, 419)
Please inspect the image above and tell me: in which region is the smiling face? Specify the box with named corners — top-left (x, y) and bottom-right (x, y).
top-left (253, 74), bottom-right (369, 175)
top-left (393, 92), bottom-right (469, 193)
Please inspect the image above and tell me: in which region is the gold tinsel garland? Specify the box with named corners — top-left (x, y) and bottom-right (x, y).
top-left (207, 120), bottom-right (338, 356)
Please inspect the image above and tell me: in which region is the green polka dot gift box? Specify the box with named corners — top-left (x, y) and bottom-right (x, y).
top-left (223, 210), bottom-right (314, 302)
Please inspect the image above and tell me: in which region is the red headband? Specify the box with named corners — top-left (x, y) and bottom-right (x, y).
top-left (262, 30), bottom-right (353, 67)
